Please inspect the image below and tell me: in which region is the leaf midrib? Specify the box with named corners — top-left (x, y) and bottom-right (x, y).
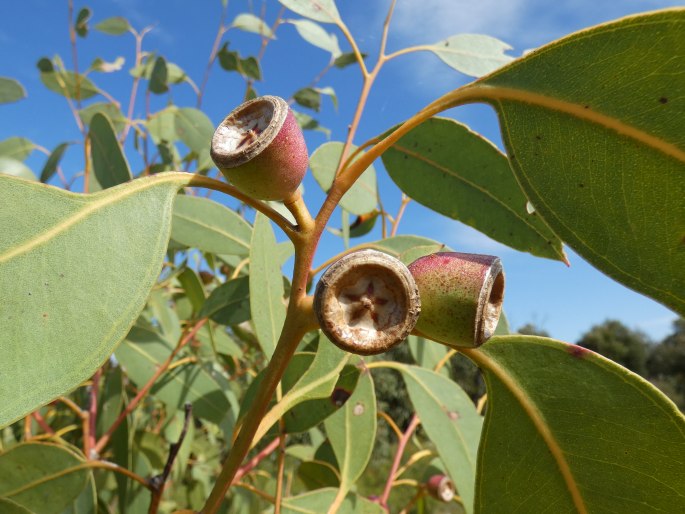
top-left (0, 172), bottom-right (189, 265)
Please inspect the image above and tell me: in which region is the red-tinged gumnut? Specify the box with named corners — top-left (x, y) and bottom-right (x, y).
top-left (210, 95), bottom-right (308, 201)
top-left (408, 252), bottom-right (504, 348)
top-left (426, 474), bottom-right (456, 503)
top-left (314, 249), bottom-right (421, 355)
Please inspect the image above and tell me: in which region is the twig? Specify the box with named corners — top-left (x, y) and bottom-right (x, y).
top-left (233, 436), bottom-right (280, 483)
top-left (390, 195), bottom-right (411, 237)
top-left (148, 403), bottom-right (193, 514)
top-left (32, 411), bottom-right (55, 436)
top-left (121, 27), bottom-right (152, 143)
top-left (380, 414), bottom-right (420, 509)
top-left (197, 1), bottom-right (229, 109)
top-left (87, 367), bottom-right (101, 459)
top-left (274, 428), bottom-right (287, 514)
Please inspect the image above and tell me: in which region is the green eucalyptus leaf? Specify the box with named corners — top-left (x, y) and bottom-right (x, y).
top-left (148, 56), bottom-right (168, 94)
top-left (199, 276), bottom-right (251, 326)
top-left (396, 363), bottom-right (482, 514)
top-left (288, 19), bottom-right (341, 57)
top-left (370, 234), bottom-right (447, 264)
top-left (116, 325), bottom-right (231, 424)
top-left (310, 141), bottom-right (377, 215)
top-left (382, 117), bottom-right (565, 261)
top-left (39, 143), bottom-right (70, 183)
top-left (472, 335), bottom-right (685, 513)
top-left (0, 172), bottom-right (189, 427)
top-left (95, 16), bottom-right (130, 36)
top-left (324, 364), bottom-right (376, 498)
top-left (177, 267), bottom-right (206, 313)
top-left (254, 337), bottom-right (350, 441)
top-left (294, 87), bottom-right (322, 112)
top-left (407, 334), bottom-right (450, 376)
top-left (175, 107), bottom-right (214, 155)
top-left (0, 137), bottom-right (35, 161)
top-left (79, 102), bottom-right (127, 133)
top-left (249, 213), bottom-right (286, 358)
top-left (278, 0), bottom-right (341, 24)
top-left (282, 489), bottom-right (385, 514)
top-left (477, 10), bottom-right (685, 313)
top-left (75, 7), bottom-right (91, 38)
top-left (231, 13), bottom-right (275, 38)
top-left (37, 61), bottom-right (99, 100)
top-left (0, 157), bottom-right (36, 181)
top-left (0, 498), bottom-right (34, 514)
top-left (146, 105), bottom-right (178, 144)
top-left (0, 443), bottom-right (91, 514)
top-left (171, 195), bottom-right (252, 256)
top-left (292, 110), bottom-right (331, 137)
top-left (89, 113), bottom-right (132, 190)
top-left (430, 34), bottom-right (514, 77)
top-left (333, 52), bottom-right (363, 69)
top-left (0, 77), bottom-right (26, 104)
top-left (297, 460), bottom-right (340, 490)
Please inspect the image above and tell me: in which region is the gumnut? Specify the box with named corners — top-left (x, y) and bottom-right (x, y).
top-left (407, 252), bottom-right (504, 348)
top-left (426, 474), bottom-right (456, 503)
top-left (210, 95), bottom-right (308, 201)
top-left (314, 249), bottom-right (421, 355)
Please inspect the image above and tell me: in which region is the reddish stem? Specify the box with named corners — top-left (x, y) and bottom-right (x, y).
top-left (380, 414), bottom-right (420, 509)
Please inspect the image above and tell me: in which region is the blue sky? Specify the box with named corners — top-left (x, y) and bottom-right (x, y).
top-left (1, 0), bottom-right (681, 343)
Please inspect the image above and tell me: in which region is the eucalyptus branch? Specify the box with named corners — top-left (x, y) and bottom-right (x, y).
top-left (121, 27), bottom-right (152, 143)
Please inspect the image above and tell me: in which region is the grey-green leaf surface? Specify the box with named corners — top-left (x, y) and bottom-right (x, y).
top-left (79, 102), bottom-right (127, 133)
top-left (199, 276), bottom-right (251, 325)
top-left (171, 195), bottom-right (252, 256)
top-left (0, 498), bottom-right (34, 514)
top-left (0, 157), bottom-right (36, 181)
top-left (288, 19), bottom-right (341, 57)
top-left (382, 117), bottom-right (565, 262)
top-left (177, 267), bottom-right (205, 313)
top-left (368, 235), bottom-right (447, 264)
top-left (38, 65), bottom-right (100, 100)
top-left (310, 141), bottom-right (377, 215)
top-left (0, 77), bottom-right (26, 104)
top-left (250, 213), bottom-right (286, 359)
top-left (0, 172), bottom-right (188, 427)
top-left (324, 365), bottom-right (376, 500)
top-left (0, 443), bottom-right (91, 514)
top-left (116, 326), bottom-right (230, 424)
top-left (407, 334), bottom-right (450, 377)
top-left (279, 0), bottom-right (341, 24)
top-left (476, 10), bottom-right (685, 313)
top-left (430, 34), bottom-right (514, 77)
top-left (89, 113), bottom-right (131, 190)
top-left (402, 365), bottom-right (481, 513)
top-left (0, 137), bottom-right (35, 161)
top-left (231, 13), bottom-right (275, 38)
top-left (470, 335), bottom-right (685, 513)
top-left (254, 337), bottom-right (349, 443)
top-left (94, 16), bottom-right (130, 35)
top-left (175, 107), bottom-right (215, 155)
top-left (147, 106), bottom-right (178, 144)
top-left (282, 489), bottom-right (384, 514)
top-left (39, 143), bottom-right (69, 183)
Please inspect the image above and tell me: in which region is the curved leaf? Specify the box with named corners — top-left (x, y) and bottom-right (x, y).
top-left (231, 13), bottom-right (275, 38)
top-left (40, 143), bottom-right (70, 183)
top-left (0, 137), bottom-right (35, 161)
top-left (288, 19), bottom-right (341, 57)
top-left (250, 213), bottom-right (286, 358)
top-left (171, 195), bottom-right (252, 256)
top-left (0, 172), bottom-right (190, 427)
top-left (279, 0), bottom-right (340, 24)
top-left (0, 498), bottom-right (34, 514)
top-left (388, 363), bottom-right (482, 513)
top-left (282, 489), bottom-right (384, 514)
top-left (89, 113), bottom-right (131, 190)
top-left (324, 364), bottom-right (376, 503)
top-left (199, 276), bottom-right (251, 325)
top-left (0, 77), bottom-right (26, 104)
top-left (468, 335), bottom-right (685, 513)
top-left (382, 117), bottom-right (565, 261)
top-left (430, 34), bottom-right (514, 77)
top-left (0, 443), bottom-right (91, 514)
top-left (0, 157), bottom-right (36, 181)
top-left (311, 141), bottom-right (377, 215)
top-left (95, 16), bottom-right (130, 36)
top-left (476, 10), bottom-right (685, 312)
top-left (175, 107), bottom-right (214, 155)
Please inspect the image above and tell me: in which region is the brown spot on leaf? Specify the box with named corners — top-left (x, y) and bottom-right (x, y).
top-left (331, 387), bottom-right (352, 407)
top-left (659, 97), bottom-right (668, 104)
top-left (567, 345), bottom-right (589, 358)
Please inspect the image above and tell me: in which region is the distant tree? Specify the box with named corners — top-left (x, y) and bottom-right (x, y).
top-left (517, 323), bottom-right (550, 337)
top-left (577, 320), bottom-right (650, 375)
top-left (647, 318), bottom-right (685, 410)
